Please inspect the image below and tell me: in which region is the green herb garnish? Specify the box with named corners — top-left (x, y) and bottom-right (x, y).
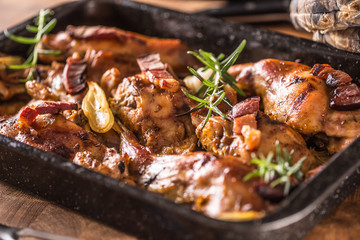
top-left (4, 9), bottom-right (61, 82)
top-left (244, 141), bottom-right (307, 195)
top-left (180, 41), bottom-right (247, 128)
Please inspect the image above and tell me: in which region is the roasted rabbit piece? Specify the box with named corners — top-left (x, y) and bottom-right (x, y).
top-left (0, 101), bottom-right (128, 179)
top-left (191, 97), bottom-right (316, 171)
top-left (25, 54), bottom-right (121, 106)
top-left (229, 59), bottom-right (360, 153)
top-left (25, 56), bottom-right (123, 147)
top-left (84, 49), bottom-right (139, 85)
top-left (38, 25), bottom-right (196, 76)
top-left (25, 61), bottom-right (87, 105)
top-left (26, 50), bottom-right (135, 102)
top-left (110, 53), bottom-right (197, 154)
top-left (117, 120), bottom-right (265, 219)
top-left (143, 152), bottom-right (265, 218)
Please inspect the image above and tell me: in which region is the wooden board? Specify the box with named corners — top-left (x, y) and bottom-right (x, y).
top-left (0, 183), bottom-right (136, 240)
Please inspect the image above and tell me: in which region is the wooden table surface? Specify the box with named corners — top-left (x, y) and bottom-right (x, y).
top-left (0, 0), bottom-right (359, 239)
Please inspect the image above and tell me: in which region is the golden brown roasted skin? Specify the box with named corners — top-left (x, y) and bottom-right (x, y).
top-left (84, 49), bottom-right (140, 82)
top-left (229, 59), bottom-right (360, 153)
top-left (117, 120), bottom-right (265, 218)
top-left (25, 62), bottom-right (84, 104)
top-left (110, 72), bottom-right (197, 155)
top-left (38, 25), bottom-right (196, 76)
top-left (193, 111), bottom-right (316, 172)
top-left (0, 113), bottom-right (127, 179)
top-left (26, 80), bottom-right (59, 101)
top-left (141, 152), bottom-right (265, 218)
top-left (26, 50), bottom-right (139, 104)
top-left (24, 60), bottom-right (123, 148)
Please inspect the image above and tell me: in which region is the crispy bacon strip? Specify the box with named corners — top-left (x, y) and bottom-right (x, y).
top-left (68, 25), bottom-right (129, 41)
top-left (233, 113), bottom-right (257, 135)
top-left (18, 107), bottom-right (38, 126)
top-left (63, 55), bottom-right (87, 95)
top-left (137, 53), bottom-right (180, 92)
top-left (39, 25), bottom-right (197, 76)
top-left (331, 84), bottom-right (360, 111)
top-left (310, 64), bottom-right (332, 79)
top-left (326, 71), bottom-right (353, 88)
top-left (229, 98), bottom-right (261, 150)
top-left (310, 64), bottom-right (352, 87)
top-left (34, 101), bottom-right (78, 114)
top-left (18, 101), bottom-right (78, 126)
top-left (228, 97), bottom-right (260, 119)
top-left (137, 53), bottom-right (166, 72)
top-left (310, 64), bottom-right (360, 110)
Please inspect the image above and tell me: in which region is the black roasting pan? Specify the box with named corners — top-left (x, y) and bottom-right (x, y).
top-left (0, 0), bottom-right (360, 239)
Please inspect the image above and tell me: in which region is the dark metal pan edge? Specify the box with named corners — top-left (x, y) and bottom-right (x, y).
top-left (0, 0), bottom-right (359, 239)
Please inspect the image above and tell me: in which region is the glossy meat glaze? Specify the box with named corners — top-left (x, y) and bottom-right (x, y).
top-left (0, 25), bottom-right (359, 220)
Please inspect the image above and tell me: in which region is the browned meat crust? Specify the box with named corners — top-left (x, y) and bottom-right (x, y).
top-left (0, 109), bottom-right (127, 179)
top-left (38, 25), bottom-right (197, 76)
top-left (229, 59), bottom-right (360, 153)
top-left (141, 152), bottom-right (265, 218)
top-left (110, 71), bottom-right (197, 155)
top-left (2, 22), bottom-right (357, 220)
top-left (193, 110), bottom-right (316, 172)
top-left (117, 120), bottom-right (266, 218)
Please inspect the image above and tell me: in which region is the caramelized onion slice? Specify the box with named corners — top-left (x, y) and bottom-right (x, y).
top-left (82, 81), bottom-right (114, 133)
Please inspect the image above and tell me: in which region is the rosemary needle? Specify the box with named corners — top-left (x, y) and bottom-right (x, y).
top-left (244, 141), bottom-right (307, 196)
top-left (4, 9), bottom-right (61, 82)
top-left (180, 41), bottom-right (247, 128)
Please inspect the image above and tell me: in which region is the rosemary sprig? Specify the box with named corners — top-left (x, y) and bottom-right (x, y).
top-left (180, 41), bottom-right (247, 128)
top-left (4, 9), bottom-right (61, 82)
top-left (244, 141), bottom-right (307, 196)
